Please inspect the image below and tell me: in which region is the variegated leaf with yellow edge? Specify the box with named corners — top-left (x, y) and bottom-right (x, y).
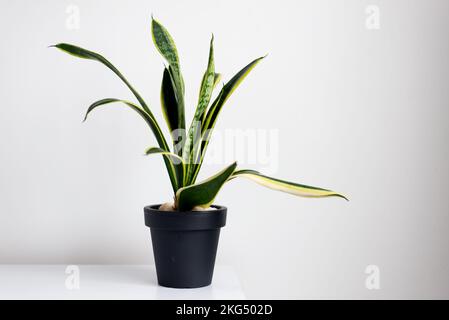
top-left (229, 169), bottom-right (348, 200)
top-left (176, 162), bottom-right (237, 211)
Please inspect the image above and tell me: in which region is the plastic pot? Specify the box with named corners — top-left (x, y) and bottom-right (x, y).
top-left (144, 204), bottom-right (227, 288)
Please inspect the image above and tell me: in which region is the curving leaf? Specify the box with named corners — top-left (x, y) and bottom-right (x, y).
top-left (145, 146), bottom-right (186, 185)
top-left (83, 98), bottom-right (165, 151)
top-left (230, 170), bottom-right (348, 200)
top-left (188, 56), bottom-right (265, 184)
top-left (183, 36), bottom-right (216, 178)
top-left (83, 98), bottom-right (179, 191)
top-left (144, 146), bottom-right (185, 164)
top-left (52, 43), bottom-right (153, 117)
top-left (52, 43), bottom-right (178, 192)
top-left (176, 162), bottom-right (237, 211)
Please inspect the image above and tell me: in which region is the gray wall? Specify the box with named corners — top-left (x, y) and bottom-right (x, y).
top-left (1, 0), bottom-right (448, 299)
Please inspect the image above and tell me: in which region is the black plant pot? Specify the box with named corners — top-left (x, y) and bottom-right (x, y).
top-left (144, 205), bottom-right (227, 288)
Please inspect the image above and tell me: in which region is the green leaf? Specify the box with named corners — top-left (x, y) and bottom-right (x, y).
top-left (197, 36), bottom-right (216, 115)
top-left (160, 67), bottom-right (182, 142)
top-left (145, 146), bottom-right (186, 185)
top-left (52, 43), bottom-right (179, 193)
top-left (83, 98), bottom-right (160, 138)
top-left (202, 56), bottom-right (265, 133)
top-left (188, 56), bottom-right (265, 184)
top-left (52, 43), bottom-right (153, 117)
top-left (183, 36), bottom-right (216, 178)
top-left (83, 98), bottom-right (179, 191)
top-left (156, 35), bottom-right (186, 186)
top-left (151, 17), bottom-right (180, 70)
top-left (160, 67), bottom-right (186, 186)
top-left (144, 146), bottom-right (185, 164)
top-left (151, 18), bottom-right (185, 139)
top-left (230, 170), bottom-right (348, 200)
top-left (176, 162), bottom-right (237, 211)
top-left (84, 98), bottom-right (173, 178)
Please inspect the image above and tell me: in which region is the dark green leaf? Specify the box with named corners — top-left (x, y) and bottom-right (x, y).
top-left (83, 98), bottom-right (179, 191)
top-left (52, 43), bottom-right (178, 192)
top-left (53, 43), bottom-right (153, 117)
top-left (145, 146), bottom-right (186, 186)
top-left (161, 67), bottom-right (182, 142)
top-left (176, 162), bottom-right (237, 211)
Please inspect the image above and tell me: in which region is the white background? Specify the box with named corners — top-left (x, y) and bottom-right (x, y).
top-left (1, 0), bottom-right (449, 299)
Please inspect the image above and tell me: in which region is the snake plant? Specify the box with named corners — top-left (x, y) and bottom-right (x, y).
top-left (52, 17), bottom-right (347, 211)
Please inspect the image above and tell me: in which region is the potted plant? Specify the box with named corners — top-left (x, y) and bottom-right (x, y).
top-left (52, 17), bottom-right (347, 288)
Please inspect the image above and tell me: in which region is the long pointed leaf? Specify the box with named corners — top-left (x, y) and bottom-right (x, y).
top-left (151, 18), bottom-right (180, 70)
top-left (151, 18), bottom-right (185, 138)
top-left (183, 36), bottom-right (216, 178)
top-left (188, 56), bottom-right (265, 184)
top-left (144, 146), bottom-right (185, 164)
top-left (52, 43), bottom-right (153, 118)
top-left (176, 162), bottom-right (237, 211)
top-left (83, 98), bottom-right (168, 158)
top-left (145, 146), bottom-right (186, 185)
top-left (202, 56), bottom-right (265, 134)
top-left (53, 43), bottom-right (178, 192)
top-left (84, 98), bottom-right (179, 191)
top-left (160, 68), bottom-right (185, 186)
top-left (230, 170), bottom-right (348, 200)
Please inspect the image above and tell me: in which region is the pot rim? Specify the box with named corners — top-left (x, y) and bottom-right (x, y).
top-left (144, 204), bottom-right (227, 213)
top-left (144, 204), bottom-right (227, 230)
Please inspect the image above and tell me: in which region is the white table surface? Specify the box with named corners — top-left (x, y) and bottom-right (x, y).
top-left (0, 265), bottom-right (245, 300)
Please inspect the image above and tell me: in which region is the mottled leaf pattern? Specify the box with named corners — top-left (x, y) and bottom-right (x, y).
top-left (151, 18), bottom-right (185, 138)
top-left (54, 19), bottom-right (347, 209)
top-left (151, 18), bottom-right (180, 69)
top-left (183, 36), bottom-right (216, 180)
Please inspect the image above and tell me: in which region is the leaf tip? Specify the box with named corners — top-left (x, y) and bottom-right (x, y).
top-left (82, 109), bottom-right (91, 122)
top-left (151, 15), bottom-right (161, 28)
top-left (49, 44), bottom-right (65, 50)
top-left (336, 193), bottom-right (349, 201)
